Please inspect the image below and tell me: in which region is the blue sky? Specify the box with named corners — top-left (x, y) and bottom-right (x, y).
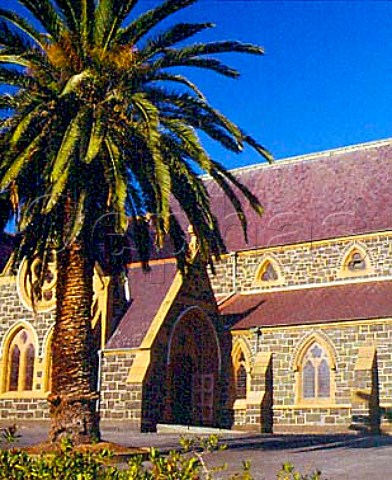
top-left (2, 0), bottom-right (392, 168)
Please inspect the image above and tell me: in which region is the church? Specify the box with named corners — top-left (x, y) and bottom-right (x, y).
top-left (1, 138), bottom-right (392, 434)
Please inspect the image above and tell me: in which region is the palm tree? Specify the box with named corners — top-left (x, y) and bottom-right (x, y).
top-left (0, 0), bottom-right (272, 444)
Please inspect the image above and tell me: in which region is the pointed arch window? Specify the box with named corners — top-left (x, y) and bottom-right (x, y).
top-left (235, 356), bottom-right (247, 400)
top-left (260, 262), bottom-right (279, 281)
top-left (339, 246), bottom-right (373, 278)
top-left (254, 257), bottom-right (283, 286)
top-left (5, 328), bottom-right (36, 392)
top-left (299, 342), bottom-right (333, 402)
top-left (232, 346), bottom-right (249, 401)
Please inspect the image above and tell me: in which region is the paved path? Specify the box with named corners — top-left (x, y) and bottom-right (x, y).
top-left (2, 422), bottom-right (392, 479)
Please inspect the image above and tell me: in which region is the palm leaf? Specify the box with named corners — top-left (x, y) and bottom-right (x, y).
top-left (84, 112), bottom-right (106, 164)
top-left (63, 189), bottom-right (86, 245)
top-left (154, 55), bottom-right (240, 78)
top-left (0, 55), bottom-right (31, 68)
top-left (52, 0), bottom-right (79, 34)
top-left (0, 132), bottom-right (44, 190)
top-left (44, 110), bottom-right (87, 213)
top-left (0, 18), bottom-right (34, 53)
top-left (9, 103), bottom-right (45, 149)
top-left (0, 8), bottom-right (45, 50)
top-left (80, 0), bottom-right (95, 48)
top-left (164, 40), bottom-right (264, 59)
top-left (0, 65), bottom-right (38, 89)
top-left (145, 72), bottom-right (205, 99)
top-left (118, 0), bottom-right (197, 46)
top-left (132, 93), bottom-right (171, 238)
top-left (94, 0), bottom-right (138, 49)
top-left (18, 0), bottom-right (65, 41)
top-left (139, 22), bottom-right (214, 61)
top-left (104, 136), bottom-right (128, 232)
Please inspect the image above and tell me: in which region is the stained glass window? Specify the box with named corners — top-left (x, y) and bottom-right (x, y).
top-left (301, 343), bottom-right (331, 401)
top-left (9, 346), bottom-right (20, 391)
top-left (6, 328), bottom-right (35, 392)
top-left (236, 364), bottom-right (247, 399)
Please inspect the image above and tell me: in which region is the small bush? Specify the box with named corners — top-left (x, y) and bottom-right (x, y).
top-left (0, 433), bottom-right (326, 480)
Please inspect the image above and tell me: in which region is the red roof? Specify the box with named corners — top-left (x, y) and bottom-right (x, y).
top-left (219, 281), bottom-right (392, 329)
top-left (206, 139), bottom-right (392, 251)
top-left (106, 260), bottom-right (177, 349)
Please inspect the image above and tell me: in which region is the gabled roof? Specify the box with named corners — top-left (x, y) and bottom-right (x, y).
top-left (205, 138), bottom-right (392, 251)
top-left (219, 281), bottom-right (392, 330)
top-left (106, 260), bottom-right (177, 349)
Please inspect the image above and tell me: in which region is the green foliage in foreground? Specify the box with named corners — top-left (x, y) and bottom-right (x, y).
top-left (0, 435), bottom-right (326, 480)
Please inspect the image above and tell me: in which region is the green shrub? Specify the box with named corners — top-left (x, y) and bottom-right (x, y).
top-left (0, 434), bottom-right (326, 480)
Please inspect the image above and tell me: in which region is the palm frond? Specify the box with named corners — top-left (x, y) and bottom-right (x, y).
top-left (241, 133), bottom-right (274, 163)
top-left (138, 22), bottom-right (214, 61)
top-left (44, 110), bottom-right (88, 213)
top-left (153, 55), bottom-right (240, 78)
top-left (144, 88), bottom-right (244, 147)
top-left (53, 0), bottom-right (79, 34)
top-left (0, 18), bottom-right (34, 53)
top-left (164, 40), bottom-right (264, 58)
top-left (9, 103), bottom-right (45, 150)
top-left (18, 0), bottom-right (65, 42)
top-left (0, 55), bottom-right (31, 68)
top-left (84, 112), bottom-right (106, 164)
top-left (80, 0), bottom-right (95, 48)
top-left (145, 72), bottom-right (205, 99)
top-left (210, 159), bottom-right (265, 216)
top-left (94, 0), bottom-right (138, 49)
top-left (0, 65), bottom-right (38, 90)
top-left (132, 93), bottom-right (171, 242)
top-left (0, 8), bottom-right (46, 50)
top-left (104, 136), bottom-right (128, 232)
top-left (118, 0), bottom-right (197, 46)
top-left (63, 189), bottom-right (86, 245)
top-left (0, 132), bottom-right (44, 190)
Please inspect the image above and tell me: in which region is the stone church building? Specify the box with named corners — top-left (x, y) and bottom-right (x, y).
top-left (1, 138), bottom-right (392, 434)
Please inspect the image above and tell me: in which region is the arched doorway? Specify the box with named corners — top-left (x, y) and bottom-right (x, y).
top-left (166, 308), bottom-right (220, 426)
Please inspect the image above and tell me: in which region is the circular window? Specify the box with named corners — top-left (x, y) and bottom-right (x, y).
top-left (17, 253), bottom-right (57, 312)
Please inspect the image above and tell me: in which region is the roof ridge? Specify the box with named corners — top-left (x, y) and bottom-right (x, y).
top-left (202, 137), bottom-right (392, 179)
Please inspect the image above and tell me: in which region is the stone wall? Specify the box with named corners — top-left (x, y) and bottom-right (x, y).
top-left (0, 398), bottom-right (49, 420)
top-left (210, 232), bottom-right (392, 296)
top-left (99, 351), bottom-right (139, 426)
top-left (250, 318), bottom-right (392, 433)
top-left (0, 279), bottom-right (54, 353)
top-left (0, 278), bottom-right (54, 416)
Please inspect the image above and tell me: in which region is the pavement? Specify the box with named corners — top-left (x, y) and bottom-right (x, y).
top-left (2, 421), bottom-right (392, 479)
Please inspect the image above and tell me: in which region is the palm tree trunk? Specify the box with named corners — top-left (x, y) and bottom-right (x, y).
top-left (48, 240), bottom-right (100, 445)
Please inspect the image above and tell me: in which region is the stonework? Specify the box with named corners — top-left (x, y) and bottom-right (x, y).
top-left (1, 139), bottom-right (392, 435)
top-left (210, 232), bottom-right (392, 297)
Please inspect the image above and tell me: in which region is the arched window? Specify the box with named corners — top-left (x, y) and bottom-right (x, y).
top-left (235, 359), bottom-right (247, 400)
top-left (339, 245), bottom-right (373, 278)
top-left (254, 256), bottom-right (283, 286)
top-left (260, 262), bottom-right (279, 281)
top-left (232, 345), bottom-right (249, 401)
top-left (300, 343), bottom-right (333, 402)
top-left (5, 327), bottom-right (36, 392)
